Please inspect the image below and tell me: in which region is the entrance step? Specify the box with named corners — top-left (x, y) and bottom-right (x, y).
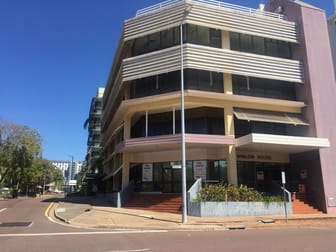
top-left (292, 193), bottom-right (322, 214)
top-left (124, 193), bottom-right (182, 214)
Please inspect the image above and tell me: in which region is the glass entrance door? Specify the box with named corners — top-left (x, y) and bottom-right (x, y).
top-left (173, 168), bottom-right (181, 193)
top-left (163, 168), bottom-right (181, 193)
top-left (163, 168), bottom-right (173, 193)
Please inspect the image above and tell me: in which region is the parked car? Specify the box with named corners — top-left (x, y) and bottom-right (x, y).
top-left (0, 187), bottom-right (11, 197)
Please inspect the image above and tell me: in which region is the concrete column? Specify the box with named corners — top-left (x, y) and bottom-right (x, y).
top-left (121, 114), bottom-right (131, 190)
top-left (221, 30), bottom-right (230, 49)
top-left (224, 105), bottom-right (234, 136)
top-left (222, 30), bottom-right (232, 95)
top-left (121, 153), bottom-right (130, 190)
top-left (113, 174), bottom-right (118, 191)
top-left (124, 84), bottom-right (130, 100)
top-left (226, 146), bottom-right (238, 185)
top-left (224, 104), bottom-right (238, 185)
top-left (224, 73), bottom-right (233, 94)
top-left (123, 115), bottom-right (131, 140)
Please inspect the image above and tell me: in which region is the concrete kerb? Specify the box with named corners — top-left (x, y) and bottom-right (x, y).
top-left (51, 201), bottom-right (336, 230)
top-left (53, 201), bottom-right (92, 224)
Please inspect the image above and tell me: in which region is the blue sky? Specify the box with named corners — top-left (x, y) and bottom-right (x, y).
top-left (0, 0), bottom-right (333, 161)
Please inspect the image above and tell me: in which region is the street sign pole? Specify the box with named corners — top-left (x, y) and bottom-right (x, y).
top-left (281, 171), bottom-right (288, 222)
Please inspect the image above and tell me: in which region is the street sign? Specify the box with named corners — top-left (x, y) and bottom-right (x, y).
top-left (281, 171), bottom-right (286, 184)
top-left (281, 171), bottom-right (288, 222)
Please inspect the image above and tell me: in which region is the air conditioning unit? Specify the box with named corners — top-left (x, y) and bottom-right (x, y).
top-left (274, 5), bottom-right (284, 14)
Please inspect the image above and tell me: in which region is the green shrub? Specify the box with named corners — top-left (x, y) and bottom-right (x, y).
top-left (195, 184), bottom-right (283, 202)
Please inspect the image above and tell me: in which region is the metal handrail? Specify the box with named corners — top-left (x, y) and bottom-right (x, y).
top-left (136, 0), bottom-right (286, 20)
top-left (136, 0), bottom-right (182, 16)
top-left (281, 186), bottom-right (292, 202)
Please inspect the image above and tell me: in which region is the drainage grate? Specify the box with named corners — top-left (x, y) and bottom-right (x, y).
top-left (260, 219), bottom-right (276, 224)
top-left (227, 225), bottom-right (246, 230)
top-left (0, 222), bottom-right (32, 227)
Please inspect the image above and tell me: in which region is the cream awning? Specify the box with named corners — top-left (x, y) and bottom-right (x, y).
top-left (233, 108), bottom-right (309, 126)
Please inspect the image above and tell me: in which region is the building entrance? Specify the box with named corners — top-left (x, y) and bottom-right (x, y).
top-left (237, 161), bottom-right (289, 194)
top-left (130, 160), bottom-right (227, 193)
top-left (162, 168), bottom-right (181, 193)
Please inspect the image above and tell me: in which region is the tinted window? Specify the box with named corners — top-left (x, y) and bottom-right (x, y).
top-left (131, 69), bottom-right (223, 99)
top-left (230, 32), bottom-right (292, 59)
top-left (232, 75), bottom-right (296, 101)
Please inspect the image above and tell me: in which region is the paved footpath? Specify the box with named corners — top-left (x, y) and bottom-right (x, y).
top-left (50, 196), bottom-right (336, 231)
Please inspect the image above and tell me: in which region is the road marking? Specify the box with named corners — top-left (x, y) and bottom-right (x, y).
top-left (45, 202), bottom-right (54, 217)
top-left (106, 249), bottom-right (150, 252)
top-left (0, 221), bottom-right (33, 227)
top-left (0, 208), bottom-right (6, 213)
top-left (0, 230), bottom-right (167, 237)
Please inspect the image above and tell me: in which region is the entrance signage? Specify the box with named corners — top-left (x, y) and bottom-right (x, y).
top-left (300, 169), bottom-right (307, 179)
top-left (236, 151), bottom-right (289, 163)
top-left (171, 161), bottom-right (182, 169)
top-left (237, 153), bottom-right (272, 161)
top-left (281, 171), bottom-right (286, 184)
top-left (256, 171), bottom-right (264, 180)
top-left (193, 160), bottom-right (207, 180)
top-left (281, 171), bottom-right (288, 222)
top-left (142, 163), bottom-right (153, 182)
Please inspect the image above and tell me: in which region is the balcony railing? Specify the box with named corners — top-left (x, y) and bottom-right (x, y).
top-left (136, 0), bottom-right (286, 20)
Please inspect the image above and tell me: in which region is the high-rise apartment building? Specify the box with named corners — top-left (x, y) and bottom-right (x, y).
top-left (51, 160), bottom-right (82, 182)
top-left (85, 87), bottom-right (105, 175)
top-left (328, 0), bottom-right (336, 76)
top-left (101, 0), bottom-right (336, 213)
top-left (51, 161), bottom-right (69, 179)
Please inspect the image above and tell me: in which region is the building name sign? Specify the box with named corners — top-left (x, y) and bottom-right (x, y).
top-left (236, 151), bottom-right (289, 163)
top-left (237, 153), bottom-right (272, 161)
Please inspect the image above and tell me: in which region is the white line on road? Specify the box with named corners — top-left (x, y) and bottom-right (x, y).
top-left (106, 249), bottom-right (150, 252)
top-left (0, 230), bottom-right (167, 238)
top-left (0, 208), bottom-right (7, 213)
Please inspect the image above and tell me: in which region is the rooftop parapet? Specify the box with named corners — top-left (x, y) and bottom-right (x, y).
top-left (136, 0), bottom-right (286, 20)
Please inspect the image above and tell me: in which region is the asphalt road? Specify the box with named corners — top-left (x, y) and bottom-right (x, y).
top-left (1, 197), bottom-right (336, 252)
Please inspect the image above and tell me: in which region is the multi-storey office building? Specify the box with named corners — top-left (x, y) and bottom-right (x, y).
top-left (51, 160), bottom-right (82, 181)
top-left (328, 1), bottom-right (336, 77)
top-left (51, 161), bottom-right (69, 179)
top-left (85, 87), bottom-right (105, 174)
top-left (102, 0), bottom-right (336, 213)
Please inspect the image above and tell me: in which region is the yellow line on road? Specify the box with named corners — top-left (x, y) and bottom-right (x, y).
top-left (45, 202), bottom-right (55, 217)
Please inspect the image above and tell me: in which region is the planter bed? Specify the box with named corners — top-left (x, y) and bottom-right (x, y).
top-left (188, 201), bottom-right (292, 217)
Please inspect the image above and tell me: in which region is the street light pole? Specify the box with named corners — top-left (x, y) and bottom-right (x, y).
top-left (180, 3), bottom-right (191, 224)
top-left (68, 155), bottom-right (74, 193)
top-left (180, 22), bottom-right (187, 224)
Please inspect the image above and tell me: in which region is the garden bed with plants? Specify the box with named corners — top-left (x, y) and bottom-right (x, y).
top-left (188, 184), bottom-right (292, 217)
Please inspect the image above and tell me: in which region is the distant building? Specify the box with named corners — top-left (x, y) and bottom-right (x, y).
top-left (51, 160), bottom-right (83, 182)
top-left (101, 0), bottom-right (336, 214)
top-left (84, 88), bottom-right (105, 192)
top-left (327, 0), bottom-right (336, 77)
top-left (70, 161), bottom-right (83, 180)
top-left (85, 88), bottom-right (104, 173)
top-left (51, 161), bottom-right (69, 179)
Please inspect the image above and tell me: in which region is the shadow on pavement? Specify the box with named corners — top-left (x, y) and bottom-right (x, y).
top-left (42, 194), bottom-right (112, 207)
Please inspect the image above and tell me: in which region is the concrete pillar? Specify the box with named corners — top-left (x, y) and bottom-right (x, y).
top-left (222, 30), bottom-right (232, 95)
top-left (123, 115), bottom-right (131, 140)
top-left (224, 102), bottom-right (238, 185)
top-left (221, 30), bottom-right (230, 49)
top-left (124, 83), bottom-right (131, 100)
top-left (224, 105), bottom-right (234, 136)
top-left (121, 153), bottom-right (130, 190)
top-left (113, 174), bottom-right (118, 191)
top-left (224, 73), bottom-right (233, 94)
top-left (226, 146), bottom-right (238, 185)
top-left (121, 115), bottom-right (131, 190)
